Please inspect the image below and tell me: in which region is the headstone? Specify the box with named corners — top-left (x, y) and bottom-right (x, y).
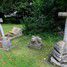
top-left (28, 36), bottom-right (43, 49)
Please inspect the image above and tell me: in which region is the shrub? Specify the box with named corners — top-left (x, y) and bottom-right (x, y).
top-left (0, 0), bottom-right (66, 32)
top-left (23, 0), bottom-right (66, 34)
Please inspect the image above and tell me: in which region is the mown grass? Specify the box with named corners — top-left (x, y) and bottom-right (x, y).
top-left (0, 24), bottom-right (63, 67)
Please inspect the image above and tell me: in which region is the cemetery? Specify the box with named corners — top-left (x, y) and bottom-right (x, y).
top-left (0, 0), bottom-right (67, 67)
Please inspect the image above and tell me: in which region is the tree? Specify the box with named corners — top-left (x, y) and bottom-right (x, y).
top-left (0, 0), bottom-right (67, 32)
top-left (23, 0), bottom-right (67, 34)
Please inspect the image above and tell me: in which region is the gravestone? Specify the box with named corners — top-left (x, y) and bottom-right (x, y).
top-left (28, 36), bottom-right (43, 49)
top-left (50, 12), bottom-right (67, 67)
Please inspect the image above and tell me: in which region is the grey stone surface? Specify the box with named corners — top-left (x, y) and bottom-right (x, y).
top-left (28, 36), bottom-right (43, 49)
top-left (52, 50), bottom-right (62, 61)
top-left (61, 45), bottom-right (67, 64)
top-left (50, 41), bottom-right (65, 66)
top-left (50, 57), bottom-right (61, 66)
top-left (54, 44), bottom-right (63, 54)
top-left (2, 37), bottom-right (12, 51)
top-left (63, 45), bottom-right (67, 54)
top-left (61, 64), bottom-right (67, 67)
top-left (54, 41), bottom-right (65, 53)
top-left (61, 55), bottom-right (67, 63)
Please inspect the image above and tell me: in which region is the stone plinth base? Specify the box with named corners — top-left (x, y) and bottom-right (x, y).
top-left (50, 41), bottom-right (65, 66)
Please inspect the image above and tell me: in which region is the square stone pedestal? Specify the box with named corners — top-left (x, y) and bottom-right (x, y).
top-left (50, 41), bottom-right (65, 66)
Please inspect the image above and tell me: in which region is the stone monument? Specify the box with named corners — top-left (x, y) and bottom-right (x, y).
top-left (50, 12), bottom-right (67, 67)
top-left (28, 36), bottom-right (43, 49)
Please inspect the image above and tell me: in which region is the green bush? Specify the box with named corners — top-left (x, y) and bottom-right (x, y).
top-left (0, 0), bottom-right (66, 32)
top-left (23, 16), bottom-right (54, 34)
top-left (23, 0), bottom-right (66, 34)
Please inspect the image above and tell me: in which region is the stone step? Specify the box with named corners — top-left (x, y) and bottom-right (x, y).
top-left (50, 57), bottom-right (61, 66)
top-left (52, 50), bottom-right (62, 62)
top-left (54, 44), bottom-right (64, 53)
top-left (50, 41), bottom-right (65, 66)
top-left (56, 41), bottom-right (65, 48)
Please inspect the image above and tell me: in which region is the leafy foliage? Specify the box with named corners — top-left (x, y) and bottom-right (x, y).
top-left (23, 0), bottom-right (66, 34)
top-left (0, 0), bottom-right (67, 33)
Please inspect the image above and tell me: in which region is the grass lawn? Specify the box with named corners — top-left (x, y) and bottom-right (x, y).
top-left (0, 24), bottom-right (63, 67)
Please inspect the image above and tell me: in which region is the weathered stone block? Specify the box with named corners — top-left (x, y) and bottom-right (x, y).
top-left (50, 41), bottom-right (65, 66)
top-left (28, 36), bottom-right (43, 49)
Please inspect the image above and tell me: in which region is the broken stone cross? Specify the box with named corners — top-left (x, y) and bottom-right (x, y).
top-left (50, 12), bottom-right (67, 67)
